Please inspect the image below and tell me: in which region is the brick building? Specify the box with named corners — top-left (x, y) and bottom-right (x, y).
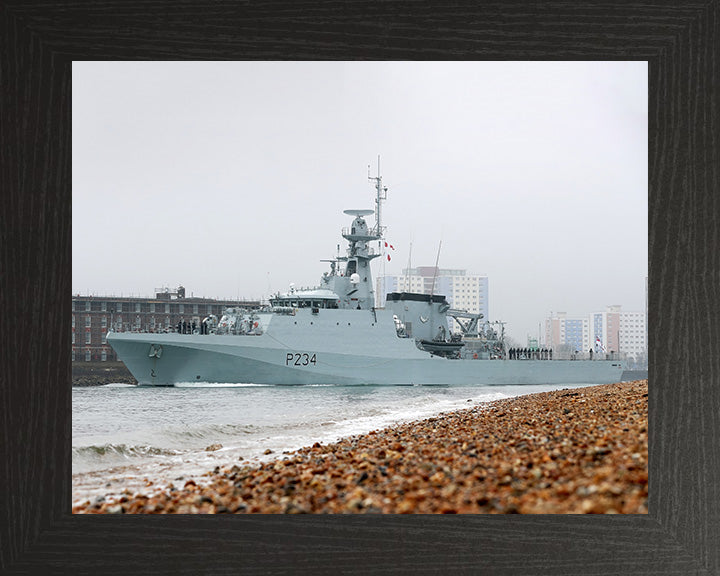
top-left (72, 286), bottom-right (261, 362)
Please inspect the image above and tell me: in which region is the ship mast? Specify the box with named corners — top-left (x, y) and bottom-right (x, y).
top-left (368, 155), bottom-right (387, 238)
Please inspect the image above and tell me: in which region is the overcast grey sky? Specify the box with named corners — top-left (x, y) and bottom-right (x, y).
top-left (72, 61), bottom-right (647, 341)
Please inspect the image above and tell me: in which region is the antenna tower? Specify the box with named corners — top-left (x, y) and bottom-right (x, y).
top-left (368, 155), bottom-right (387, 238)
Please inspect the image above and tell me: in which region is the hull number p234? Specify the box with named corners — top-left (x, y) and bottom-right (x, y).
top-left (286, 353), bottom-right (317, 366)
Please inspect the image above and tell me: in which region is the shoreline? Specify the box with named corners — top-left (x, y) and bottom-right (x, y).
top-left (73, 379), bottom-right (648, 514)
top-left (72, 361), bottom-right (137, 386)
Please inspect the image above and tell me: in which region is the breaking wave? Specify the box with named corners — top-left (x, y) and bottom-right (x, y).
top-left (73, 443), bottom-right (182, 460)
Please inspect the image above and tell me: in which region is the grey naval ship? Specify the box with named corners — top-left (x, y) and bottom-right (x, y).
top-left (107, 169), bottom-right (624, 387)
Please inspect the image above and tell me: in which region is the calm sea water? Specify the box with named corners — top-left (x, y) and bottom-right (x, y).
top-left (72, 381), bottom-right (599, 505)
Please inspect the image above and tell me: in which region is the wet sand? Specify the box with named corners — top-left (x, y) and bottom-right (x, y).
top-left (73, 380), bottom-right (648, 514)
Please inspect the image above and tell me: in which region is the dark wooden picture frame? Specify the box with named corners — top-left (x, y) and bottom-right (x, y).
top-left (1, 2), bottom-right (717, 574)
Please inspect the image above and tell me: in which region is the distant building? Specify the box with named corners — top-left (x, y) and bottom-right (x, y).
top-left (377, 267), bottom-right (489, 332)
top-left (593, 305), bottom-right (622, 356)
top-left (545, 312), bottom-right (590, 354)
top-left (618, 309), bottom-right (647, 363)
top-left (72, 286), bottom-right (260, 362)
top-left (545, 304), bottom-right (647, 363)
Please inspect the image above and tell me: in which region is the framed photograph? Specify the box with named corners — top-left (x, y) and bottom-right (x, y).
top-left (2, 1), bottom-right (716, 574)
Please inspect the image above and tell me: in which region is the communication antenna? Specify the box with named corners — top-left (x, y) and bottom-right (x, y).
top-left (430, 240), bottom-right (442, 297)
top-left (368, 155), bottom-right (388, 238)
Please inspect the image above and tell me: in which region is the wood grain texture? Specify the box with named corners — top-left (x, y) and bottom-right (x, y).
top-left (1, 1), bottom-right (717, 574)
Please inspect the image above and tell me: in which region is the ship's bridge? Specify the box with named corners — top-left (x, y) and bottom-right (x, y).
top-left (269, 288), bottom-right (340, 309)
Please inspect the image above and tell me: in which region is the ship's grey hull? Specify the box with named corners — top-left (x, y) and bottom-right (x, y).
top-left (107, 308), bottom-right (624, 386)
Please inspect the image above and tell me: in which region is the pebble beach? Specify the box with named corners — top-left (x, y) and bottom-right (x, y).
top-left (73, 379), bottom-right (648, 514)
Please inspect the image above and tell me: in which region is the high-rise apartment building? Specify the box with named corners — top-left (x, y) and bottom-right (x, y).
top-left (546, 304), bottom-right (647, 362)
top-left (619, 310), bottom-right (647, 362)
top-left (545, 313), bottom-right (590, 354)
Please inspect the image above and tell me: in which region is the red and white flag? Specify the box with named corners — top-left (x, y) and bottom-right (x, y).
top-left (595, 337), bottom-right (606, 353)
